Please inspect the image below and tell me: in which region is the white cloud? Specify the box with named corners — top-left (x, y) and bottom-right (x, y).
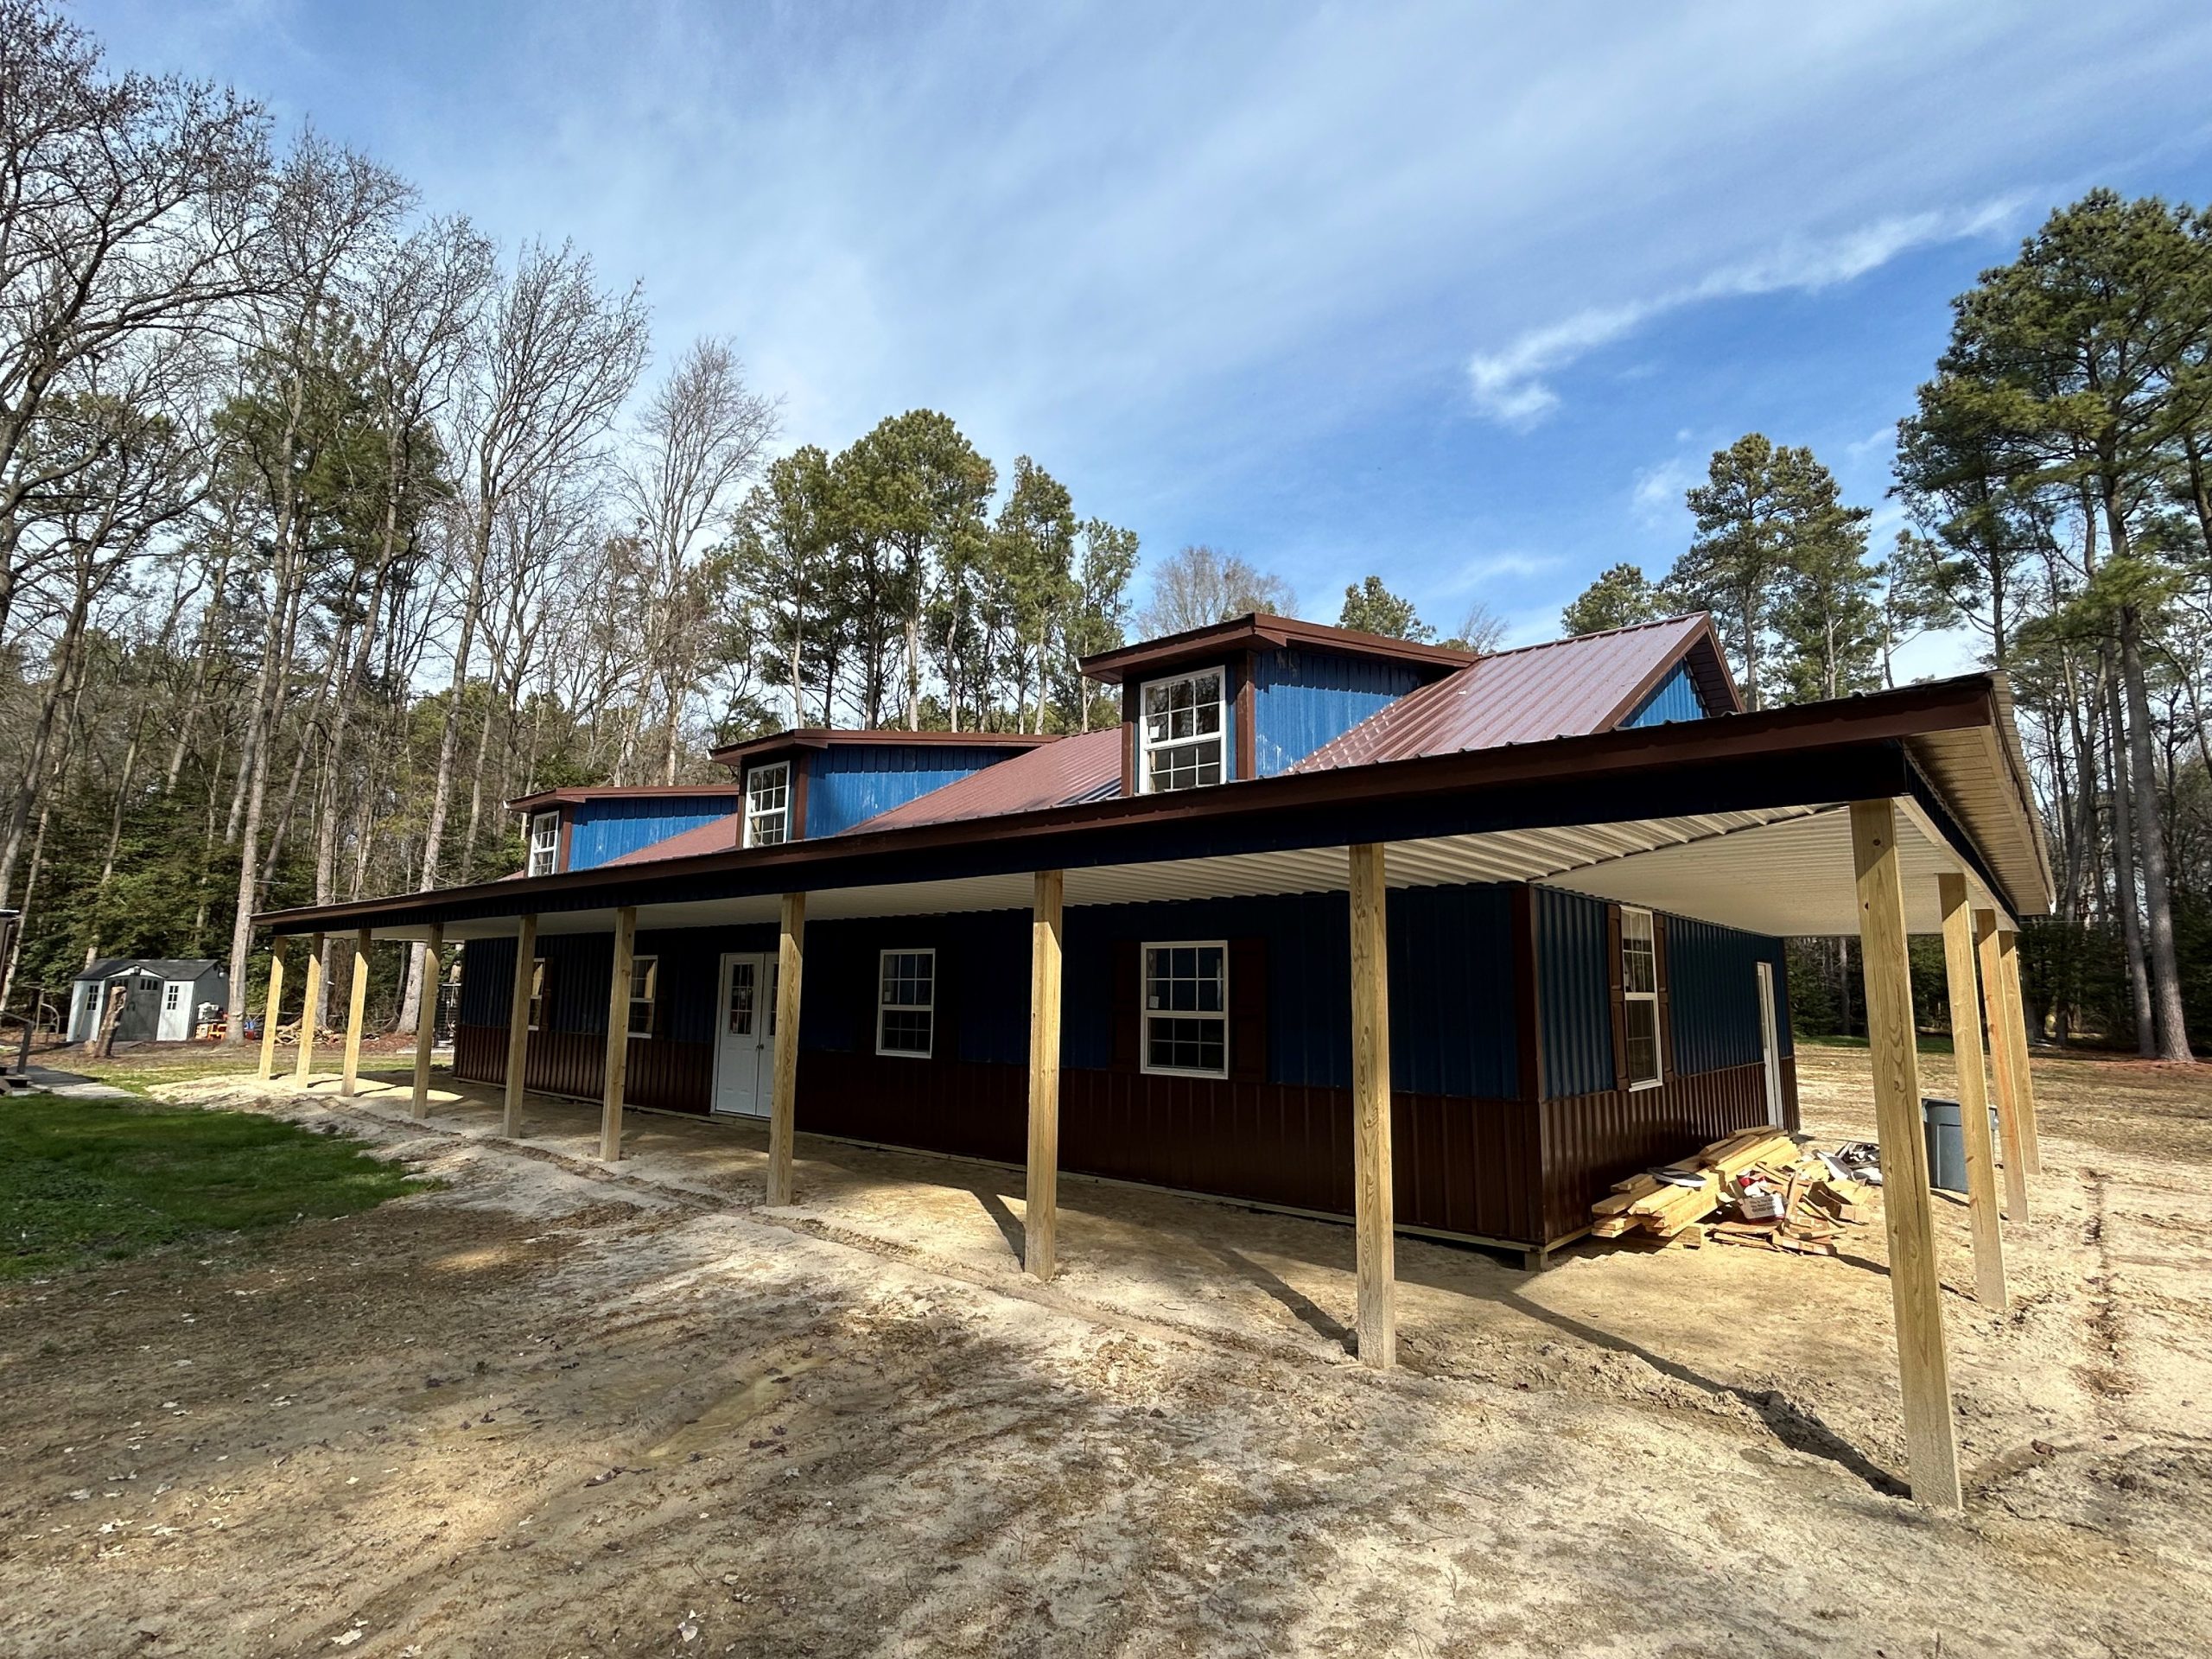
top-left (1630, 458), bottom-right (1696, 525)
top-left (1466, 198), bottom-right (2024, 428)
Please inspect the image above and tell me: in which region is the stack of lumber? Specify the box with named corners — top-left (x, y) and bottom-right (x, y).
top-left (1589, 1128), bottom-right (1872, 1255)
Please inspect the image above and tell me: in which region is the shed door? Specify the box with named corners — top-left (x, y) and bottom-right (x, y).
top-left (1756, 961), bottom-right (1783, 1127)
top-left (712, 953), bottom-right (778, 1118)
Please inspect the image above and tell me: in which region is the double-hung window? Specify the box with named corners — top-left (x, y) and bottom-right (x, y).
top-left (876, 949), bottom-right (935, 1058)
top-left (627, 955), bottom-right (658, 1039)
top-left (744, 761), bottom-right (791, 847)
top-left (1621, 906), bottom-right (1662, 1090)
top-left (1141, 941), bottom-right (1228, 1077)
top-left (1138, 668), bottom-right (1225, 792)
top-left (527, 810), bottom-right (559, 876)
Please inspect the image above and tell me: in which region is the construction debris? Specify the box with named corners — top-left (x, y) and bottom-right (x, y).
top-left (1588, 1127), bottom-right (1875, 1255)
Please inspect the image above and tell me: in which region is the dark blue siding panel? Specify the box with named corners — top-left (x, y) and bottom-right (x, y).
top-left (1063, 887), bottom-right (1516, 1094)
top-left (1249, 649), bottom-right (1425, 777)
top-left (1537, 887), bottom-right (1614, 1099)
top-left (806, 746), bottom-right (1025, 837)
top-left (1622, 662), bottom-right (1705, 728)
top-left (1536, 887), bottom-right (1790, 1098)
top-left (458, 925), bottom-right (770, 1043)
top-left (459, 936), bottom-right (516, 1026)
top-left (1667, 917), bottom-right (1792, 1074)
top-left (568, 798), bottom-right (734, 869)
top-left (796, 911), bottom-right (1031, 1065)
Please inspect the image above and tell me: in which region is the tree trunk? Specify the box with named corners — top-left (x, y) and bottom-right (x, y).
top-left (2101, 664), bottom-right (2156, 1056)
top-left (2117, 602), bottom-right (2193, 1060)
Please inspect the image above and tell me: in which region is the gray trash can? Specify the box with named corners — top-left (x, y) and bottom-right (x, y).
top-left (1920, 1097), bottom-right (2001, 1195)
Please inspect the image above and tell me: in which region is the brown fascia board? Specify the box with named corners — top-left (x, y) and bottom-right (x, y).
top-left (706, 728), bottom-right (1059, 769)
top-left (505, 784), bottom-right (746, 810)
top-left (260, 674), bottom-right (2016, 933)
top-left (1592, 615), bottom-right (1743, 730)
top-left (1080, 613), bottom-right (1478, 685)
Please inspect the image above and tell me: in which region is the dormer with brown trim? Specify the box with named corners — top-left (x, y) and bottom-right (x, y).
top-left (707, 729), bottom-right (1057, 844)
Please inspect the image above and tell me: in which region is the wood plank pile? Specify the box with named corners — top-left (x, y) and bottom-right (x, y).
top-left (1589, 1128), bottom-right (1873, 1255)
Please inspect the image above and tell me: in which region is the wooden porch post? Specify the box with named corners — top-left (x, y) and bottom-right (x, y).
top-left (766, 893), bottom-right (806, 1206)
top-left (1348, 842), bottom-right (1396, 1370)
top-left (1936, 874), bottom-right (2005, 1308)
top-left (1851, 799), bottom-right (1961, 1507)
top-left (257, 937), bottom-right (288, 1083)
top-left (601, 906), bottom-right (637, 1161)
top-left (1997, 931), bottom-right (2042, 1176)
top-left (340, 928), bottom-right (371, 1097)
top-left (1974, 911), bottom-right (2030, 1218)
top-left (1025, 869), bottom-right (1065, 1280)
top-left (292, 932), bottom-right (326, 1084)
top-left (410, 925), bottom-right (442, 1121)
top-left (505, 913), bottom-right (537, 1138)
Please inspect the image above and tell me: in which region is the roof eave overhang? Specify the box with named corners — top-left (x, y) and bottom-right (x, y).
top-left (1081, 613), bottom-right (1478, 685)
top-left (259, 675), bottom-right (2047, 936)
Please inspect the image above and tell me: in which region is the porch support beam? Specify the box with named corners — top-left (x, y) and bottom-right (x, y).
top-left (340, 927), bottom-right (371, 1097)
top-left (1936, 874), bottom-right (2005, 1308)
top-left (766, 893), bottom-right (806, 1206)
top-left (1348, 841), bottom-right (1396, 1370)
top-left (292, 933), bottom-right (326, 1085)
top-left (505, 913), bottom-right (537, 1138)
top-left (601, 906), bottom-right (637, 1161)
top-left (1997, 930), bottom-right (2042, 1175)
top-left (410, 925), bottom-right (442, 1121)
top-left (1975, 910), bottom-right (2030, 1218)
top-left (1851, 799), bottom-right (1961, 1508)
top-left (1025, 869), bottom-right (1065, 1281)
top-left (257, 937), bottom-right (288, 1083)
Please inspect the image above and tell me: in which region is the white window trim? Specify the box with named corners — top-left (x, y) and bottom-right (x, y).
top-left (1135, 666), bottom-right (1228, 794)
top-left (527, 809), bottom-right (559, 876)
top-left (1139, 938), bottom-right (1231, 1079)
top-left (163, 982), bottom-right (183, 1011)
top-left (627, 954), bottom-right (658, 1040)
top-left (874, 947), bottom-right (936, 1059)
top-left (1622, 906), bottom-right (1662, 1092)
top-left (743, 760), bottom-right (791, 849)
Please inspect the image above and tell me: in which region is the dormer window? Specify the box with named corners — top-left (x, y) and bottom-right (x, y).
top-left (527, 810), bottom-right (559, 876)
top-left (744, 761), bottom-right (791, 847)
top-left (1139, 667), bottom-right (1225, 792)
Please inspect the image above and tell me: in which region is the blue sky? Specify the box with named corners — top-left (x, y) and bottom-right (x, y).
top-left (76, 0), bottom-right (2212, 668)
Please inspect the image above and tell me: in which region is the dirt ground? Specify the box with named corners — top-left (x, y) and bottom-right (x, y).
top-left (1, 1042), bottom-right (2208, 1657)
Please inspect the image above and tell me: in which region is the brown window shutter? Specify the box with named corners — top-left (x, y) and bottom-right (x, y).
top-left (1653, 912), bottom-right (1674, 1081)
top-left (1229, 937), bottom-right (1267, 1083)
top-left (1110, 938), bottom-right (1141, 1072)
top-left (1605, 903), bottom-right (1628, 1093)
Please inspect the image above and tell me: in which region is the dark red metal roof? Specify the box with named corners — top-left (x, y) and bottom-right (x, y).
top-left (507, 783), bottom-right (742, 810)
top-left (709, 727), bottom-right (1057, 768)
top-left (601, 814), bottom-right (741, 866)
top-left (1078, 612), bottom-right (1476, 685)
top-left (845, 728), bottom-right (1123, 830)
top-left (1293, 614), bottom-right (1732, 773)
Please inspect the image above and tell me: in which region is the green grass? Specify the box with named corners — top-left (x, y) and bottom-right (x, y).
top-left (66, 1050), bottom-right (271, 1096)
top-left (0, 1093), bottom-right (426, 1280)
top-left (1796, 1032), bottom-right (1957, 1057)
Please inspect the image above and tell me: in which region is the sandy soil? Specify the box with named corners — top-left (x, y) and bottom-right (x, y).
top-left (0, 1043), bottom-right (2207, 1657)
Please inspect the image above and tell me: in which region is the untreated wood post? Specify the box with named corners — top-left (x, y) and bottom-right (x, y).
top-left (1348, 842), bottom-right (1395, 1370)
top-left (1997, 930), bottom-right (2041, 1176)
top-left (601, 906), bottom-right (637, 1161)
top-left (257, 937), bottom-right (289, 1083)
top-left (1852, 799), bottom-right (1961, 1508)
top-left (410, 925), bottom-right (442, 1121)
top-left (766, 893), bottom-right (806, 1206)
top-left (1025, 869), bottom-right (1065, 1280)
top-left (292, 932), bottom-right (326, 1084)
top-left (1974, 910), bottom-right (2029, 1218)
top-left (340, 928), bottom-right (371, 1098)
top-left (505, 913), bottom-right (537, 1138)
top-left (1936, 874), bottom-right (2005, 1309)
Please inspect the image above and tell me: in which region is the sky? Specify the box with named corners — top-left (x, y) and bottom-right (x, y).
top-left (73, 0), bottom-right (2212, 671)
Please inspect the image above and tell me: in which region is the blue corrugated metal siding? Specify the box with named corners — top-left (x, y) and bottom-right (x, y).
top-left (1535, 887), bottom-right (1614, 1099)
top-left (1535, 887), bottom-right (1789, 1097)
top-left (807, 746), bottom-right (1027, 837)
top-left (568, 798), bottom-right (734, 869)
top-left (1622, 662), bottom-right (1705, 728)
top-left (1249, 649), bottom-right (1425, 777)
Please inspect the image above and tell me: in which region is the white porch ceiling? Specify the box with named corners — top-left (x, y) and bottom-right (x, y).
top-left (391, 798), bottom-right (2005, 945)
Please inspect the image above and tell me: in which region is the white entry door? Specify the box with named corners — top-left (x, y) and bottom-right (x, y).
top-left (1756, 961), bottom-right (1784, 1127)
top-left (712, 952), bottom-right (779, 1117)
